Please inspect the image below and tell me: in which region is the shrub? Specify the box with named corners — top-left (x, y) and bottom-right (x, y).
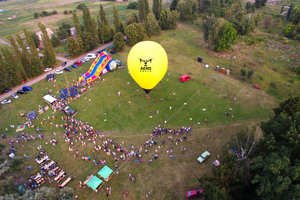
top-left (69, 10), bottom-right (72, 14)
top-left (127, 2), bottom-right (138, 9)
top-left (34, 12), bottom-right (39, 18)
top-left (10, 157), bottom-right (23, 171)
top-left (51, 10), bottom-right (57, 15)
top-left (248, 69), bottom-right (254, 78)
top-left (76, 3), bottom-right (86, 10)
top-left (64, 10), bottom-right (68, 15)
top-left (241, 69), bottom-right (246, 76)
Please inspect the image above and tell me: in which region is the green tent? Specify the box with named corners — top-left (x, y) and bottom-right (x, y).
top-left (87, 176), bottom-right (103, 190)
top-left (98, 165), bottom-right (114, 180)
top-left (17, 185), bottom-right (26, 194)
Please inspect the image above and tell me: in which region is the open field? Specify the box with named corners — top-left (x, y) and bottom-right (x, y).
top-left (0, 25), bottom-right (278, 199)
top-left (0, 0), bottom-right (138, 39)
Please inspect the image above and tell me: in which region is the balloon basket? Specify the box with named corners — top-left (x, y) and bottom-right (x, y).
top-left (146, 94), bottom-right (150, 99)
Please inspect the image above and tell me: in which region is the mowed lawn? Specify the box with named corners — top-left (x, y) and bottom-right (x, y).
top-left (0, 27), bottom-right (275, 199)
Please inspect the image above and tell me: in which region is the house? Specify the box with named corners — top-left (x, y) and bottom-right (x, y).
top-left (36, 28), bottom-right (55, 41)
top-left (70, 27), bottom-right (76, 36)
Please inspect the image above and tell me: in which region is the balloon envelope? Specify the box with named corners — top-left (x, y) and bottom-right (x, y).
top-left (127, 41), bottom-right (168, 93)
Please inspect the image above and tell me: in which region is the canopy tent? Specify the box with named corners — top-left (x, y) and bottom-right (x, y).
top-left (98, 165), bottom-right (114, 181)
top-left (17, 185), bottom-right (26, 194)
top-left (70, 90), bottom-right (78, 97)
top-left (43, 95), bottom-right (57, 104)
top-left (87, 176), bottom-right (103, 191)
top-left (9, 153), bottom-right (15, 159)
top-left (27, 111), bottom-right (37, 120)
top-left (60, 88), bottom-right (69, 94)
top-left (59, 93), bottom-right (68, 99)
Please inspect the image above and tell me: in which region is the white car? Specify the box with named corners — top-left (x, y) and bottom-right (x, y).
top-left (11, 94), bottom-right (19, 99)
top-left (44, 68), bottom-right (52, 72)
top-left (54, 69), bottom-right (64, 74)
top-left (80, 59), bottom-right (86, 63)
top-left (83, 57), bottom-right (90, 62)
top-left (1, 99), bottom-right (12, 105)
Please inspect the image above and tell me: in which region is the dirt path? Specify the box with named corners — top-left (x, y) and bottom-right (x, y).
top-left (0, 41), bottom-right (113, 101)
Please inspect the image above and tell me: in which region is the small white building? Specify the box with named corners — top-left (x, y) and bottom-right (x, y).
top-left (70, 27), bottom-right (76, 36)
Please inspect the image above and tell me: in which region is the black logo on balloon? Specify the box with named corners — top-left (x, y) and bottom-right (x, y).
top-left (139, 59), bottom-right (152, 72)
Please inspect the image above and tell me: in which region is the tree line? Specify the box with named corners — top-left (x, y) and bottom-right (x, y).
top-left (0, 22), bottom-right (56, 93)
top-left (200, 96), bottom-right (300, 199)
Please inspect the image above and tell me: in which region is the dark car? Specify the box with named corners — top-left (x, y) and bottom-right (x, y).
top-left (74, 61), bottom-right (82, 66)
top-left (71, 64), bottom-right (78, 68)
top-left (97, 50), bottom-right (106, 54)
top-left (46, 74), bottom-right (56, 81)
top-left (64, 67), bottom-right (72, 72)
top-left (39, 56), bottom-right (43, 60)
top-left (17, 90), bottom-right (27, 95)
top-left (186, 189), bottom-right (204, 198)
top-left (110, 50), bottom-right (116, 55)
top-left (64, 54), bottom-right (70, 57)
top-left (22, 86), bottom-right (32, 91)
top-left (2, 88), bottom-right (12, 94)
top-left (62, 61), bottom-right (67, 66)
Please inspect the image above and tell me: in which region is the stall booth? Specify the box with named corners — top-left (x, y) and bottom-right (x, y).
top-left (87, 176), bottom-right (103, 192)
top-left (43, 95), bottom-right (57, 105)
top-left (98, 165), bottom-right (114, 182)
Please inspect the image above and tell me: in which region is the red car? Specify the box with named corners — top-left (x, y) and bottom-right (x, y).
top-left (21, 79), bottom-right (26, 84)
top-left (74, 61), bottom-right (83, 66)
top-left (186, 189), bottom-right (203, 198)
top-left (180, 75), bottom-right (191, 82)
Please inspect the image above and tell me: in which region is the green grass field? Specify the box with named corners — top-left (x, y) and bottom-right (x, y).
top-left (0, 26), bottom-right (277, 199)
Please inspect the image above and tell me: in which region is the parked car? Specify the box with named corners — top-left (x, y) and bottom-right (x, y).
top-left (1, 99), bottom-right (12, 105)
top-left (80, 59), bottom-right (86, 63)
top-left (2, 88), bottom-right (11, 94)
top-left (22, 86), bottom-right (32, 91)
top-left (197, 151), bottom-right (210, 163)
top-left (62, 61), bottom-right (67, 66)
top-left (110, 50), bottom-right (116, 55)
top-left (44, 68), bottom-right (52, 72)
top-left (64, 67), bottom-right (72, 72)
top-left (46, 74), bottom-right (55, 81)
top-left (186, 189), bottom-right (204, 198)
top-left (180, 75), bottom-right (191, 82)
top-left (97, 50), bottom-right (106, 54)
top-left (21, 79), bottom-right (26, 84)
top-left (83, 57), bottom-right (90, 62)
top-left (64, 54), bottom-right (70, 57)
top-left (39, 56), bottom-right (43, 59)
top-left (17, 90), bottom-right (27, 95)
top-left (26, 45), bottom-right (30, 50)
top-left (84, 53), bottom-right (96, 60)
top-left (74, 61), bottom-right (82, 66)
top-left (115, 60), bottom-right (121, 66)
top-left (54, 69), bottom-right (64, 74)
top-left (71, 64), bottom-right (78, 68)
top-left (11, 94), bottom-right (19, 99)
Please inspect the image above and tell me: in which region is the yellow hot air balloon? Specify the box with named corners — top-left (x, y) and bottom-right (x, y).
top-left (127, 41), bottom-right (168, 94)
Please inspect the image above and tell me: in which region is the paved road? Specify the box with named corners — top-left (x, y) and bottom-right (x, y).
top-left (0, 41), bottom-right (113, 101)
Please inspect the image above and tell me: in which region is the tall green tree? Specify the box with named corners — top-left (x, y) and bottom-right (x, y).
top-left (127, 13), bottom-right (139, 26)
top-left (97, 14), bottom-right (104, 44)
top-left (103, 25), bottom-right (113, 43)
top-left (170, 0), bottom-right (179, 11)
top-left (119, 21), bottom-right (126, 35)
top-left (159, 9), bottom-right (179, 30)
top-left (113, 5), bottom-right (121, 32)
top-left (177, 0), bottom-right (197, 21)
top-left (67, 37), bottom-right (80, 57)
top-left (24, 28), bottom-right (42, 74)
top-left (91, 18), bottom-right (98, 42)
top-left (73, 12), bottom-right (81, 38)
top-left (100, 4), bottom-right (109, 26)
top-left (7, 36), bottom-right (26, 79)
top-left (31, 32), bottom-right (40, 47)
top-left (139, 0), bottom-right (150, 22)
top-left (145, 13), bottom-right (161, 37)
top-left (207, 18), bottom-right (228, 48)
top-left (0, 47), bottom-right (19, 85)
top-left (113, 32), bottom-right (125, 52)
top-left (38, 22), bottom-right (56, 68)
top-left (153, 0), bottom-right (162, 20)
top-left (125, 23), bottom-right (145, 46)
top-left (16, 34), bottom-right (34, 76)
top-left (202, 14), bottom-right (216, 45)
top-left (83, 7), bottom-right (97, 42)
top-left (215, 23), bottom-right (237, 51)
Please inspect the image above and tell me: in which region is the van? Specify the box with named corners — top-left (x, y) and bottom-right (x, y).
top-left (84, 53), bottom-right (97, 60)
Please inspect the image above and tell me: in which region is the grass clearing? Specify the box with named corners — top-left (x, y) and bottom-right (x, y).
top-left (0, 26), bottom-right (277, 199)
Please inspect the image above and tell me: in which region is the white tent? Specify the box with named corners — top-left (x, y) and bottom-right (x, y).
top-left (9, 153), bottom-right (15, 159)
top-left (43, 95), bottom-right (57, 104)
